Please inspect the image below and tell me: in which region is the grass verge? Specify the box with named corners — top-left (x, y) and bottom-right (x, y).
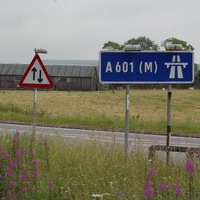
top-left (1, 132), bottom-right (200, 199)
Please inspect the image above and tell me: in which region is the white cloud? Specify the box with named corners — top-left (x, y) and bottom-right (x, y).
top-left (0, 0), bottom-right (199, 63)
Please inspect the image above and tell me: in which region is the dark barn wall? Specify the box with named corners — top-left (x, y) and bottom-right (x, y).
top-left (52, 77), bottom-right (96, 91)
top-left (0, 75), bottom-right (19, 89)
top-left (0, 75), bottom-right (99, 91)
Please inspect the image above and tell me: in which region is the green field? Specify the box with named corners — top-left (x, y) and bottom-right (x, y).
top-left (0, 89), bottom-right (199, 134)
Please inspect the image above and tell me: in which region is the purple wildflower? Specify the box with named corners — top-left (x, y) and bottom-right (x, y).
top-left (29, 185), bottom-right (33, 189)
top-left (15, 150), bottom-right (21, 157)
top-left (29, 137), bottom-right (34, 143)
top-left (7, 190), bottom-right (12, 197)
top-left (143, 180), bottom-right (154, 198)
top-left (148, 168), bottom-right (157, 178)
top-left (143, 187), bottom-right (154, 198)
top-left (15, 131), bottom-right (20, 136)
top-left (5, 170), bottom-right (13, 177)
top-left (31, 160), bottom-right (39, 169)
top-left (12, 137), bottom-right (18, 144)
top-left (115, 188), bottom-right (122, 196)
top-left (1, 197), bottom-right (6, 200)
top-left (185, 160), bottom-right (195, 174)
top-left (30, 151), bottom-right (36, 156)
top-left (44, 138), bottom-right (47, 146)
top-left (174, 184), bottom-right (183, 196)
top-left (159, 182), bottom-right (168, 190)
top-left (196, 151), bottom-right (200, 158)
top-left (144, 180), bottom-right (151, 188)
top-left (32, 171), bottom-right (38, 178)
top-left (38, 141), bottom-right (43, 146)
top-left (15, 149), bottom-right (27, 157)
top-left (20, 173), bottom-right (28, 180)
top-left (10, 181), bottom-right (15, 186)
top-left (21, 188), bottom-right (27, 192)
top-left (9, 160), bottom-right (17, 168)
top-left (47, 181), bottom-right (53, 190)
top-left (21, 148), bottom-right (27, 154)
top-left (4, 152), bottom-right (11, 161)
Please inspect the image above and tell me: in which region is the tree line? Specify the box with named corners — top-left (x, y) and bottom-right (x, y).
top-left (102, 36), bottom-right (200, 89)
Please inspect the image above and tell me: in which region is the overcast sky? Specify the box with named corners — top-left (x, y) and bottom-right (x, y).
top-left (0, 0), bottom-right (199, 63)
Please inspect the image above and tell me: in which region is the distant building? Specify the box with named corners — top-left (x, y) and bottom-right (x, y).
top-left (0, 64), bottom-right (101, 91)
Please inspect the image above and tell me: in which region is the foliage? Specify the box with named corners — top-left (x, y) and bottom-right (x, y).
top-left (124, 36), bottom-right (159, 50)
top-left (161, 37), bottom-right (194, 51)
top-left (102, 36), bottom-right (194, 52)
top-left (102, 41), bottom-right (123, 50)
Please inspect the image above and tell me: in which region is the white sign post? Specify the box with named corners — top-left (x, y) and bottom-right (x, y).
top-left (19, 49), bottom-right (53, 135)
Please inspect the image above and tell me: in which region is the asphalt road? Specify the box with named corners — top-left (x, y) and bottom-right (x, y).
top-left (0, 122), bottom-right (200, 161)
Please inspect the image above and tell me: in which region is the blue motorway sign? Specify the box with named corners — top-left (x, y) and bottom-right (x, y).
top-left (99, 51), bottom-right (194, 84)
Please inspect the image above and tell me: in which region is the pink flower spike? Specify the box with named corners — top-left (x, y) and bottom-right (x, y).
top-left (9, 160), bottom-right (16, 168)
top-left (32, 160), bottom-right (39, 169)
top-left (10, 181), bottom-right (15, 186)
top-left (159, 183), bottom-right (168, 190)
top-left (15, 131), bottom-right (20, 136)
top-left (47, 181), bottom-right (53, 189)
top-left (143, 187), bottom-right (154, 198)
top-left (148, 168), bottom-right (157, 178)
top-left (2, 197), bottom-right (6, 200)
top-left (44, 138), bottom-right (47, 146)
top-left (174, 184), bottom-right (183, 196)
top-left (21, 188), bottom-right (27, 192)
top-left (32, 171), bottom-right (38, 178)
top-left (5, 170), bottom-right (13, 177)
top-left (144, 180), bottom-right (151, 189)
top-left (185, 160), bottom-right (195, 174)
top-left (29, 137), bottom-right (34, 143)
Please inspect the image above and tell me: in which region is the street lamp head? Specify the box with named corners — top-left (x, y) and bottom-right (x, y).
top-left (123, 45), bottom-right (141, 51)
top-left (34, 48), bottom-right (48, 54)
top-left (165, 44), bottom-right (183, 51)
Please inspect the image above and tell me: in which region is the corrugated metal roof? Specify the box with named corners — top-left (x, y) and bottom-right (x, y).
top-left (0, 64), bottom-right (98, 78)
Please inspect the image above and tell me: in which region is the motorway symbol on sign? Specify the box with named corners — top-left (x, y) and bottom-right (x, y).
top-left (19, 54), bottom-right (53, 88)
top-left (100, 51), bottom-right (194, 84)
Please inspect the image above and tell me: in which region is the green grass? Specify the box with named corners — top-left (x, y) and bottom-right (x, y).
top-left (1, 132), bottom-right (200, 199)
top-left (0, 89), bottom-right (199, 134)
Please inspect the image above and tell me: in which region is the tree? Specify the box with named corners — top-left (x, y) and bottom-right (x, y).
top-left (102, 41), bottom-right (123, 50)
top-left (161, 37), bottom-right (194, 51)
top-left (124, 36), bottom-right (159, 50)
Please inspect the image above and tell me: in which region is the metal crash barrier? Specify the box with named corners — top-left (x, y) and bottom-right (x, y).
top-left (148, 145), bottom-right (200, 163)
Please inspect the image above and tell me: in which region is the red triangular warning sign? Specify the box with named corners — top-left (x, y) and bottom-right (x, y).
top-left (19, 54), bottom-right (53, 88)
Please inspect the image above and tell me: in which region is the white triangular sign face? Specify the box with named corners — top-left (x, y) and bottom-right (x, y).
top-left (19, 54), bottom-right (53, 88)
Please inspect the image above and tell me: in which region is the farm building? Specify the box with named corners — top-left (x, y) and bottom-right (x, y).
top-left (0, 64), bottom-right (100, 91)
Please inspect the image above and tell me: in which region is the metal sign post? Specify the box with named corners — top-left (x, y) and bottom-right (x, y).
top-left (33, 87), bottom-right (37, 135)
top-left (166, 84), bottom-right (172, 163)
top-left (124, 84), bottom-right (130, 157)
top-left (123, 45), bottom-right (141, 158)
top-left (18, 48), bottom-right (53, 136)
